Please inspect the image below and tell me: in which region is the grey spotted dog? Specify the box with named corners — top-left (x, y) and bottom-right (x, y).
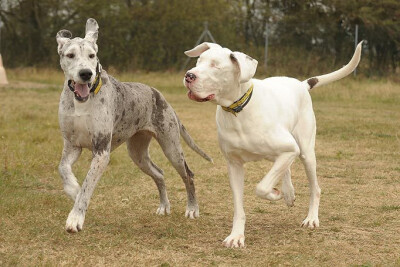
top-left (56, 18), bottom-right (212, 233)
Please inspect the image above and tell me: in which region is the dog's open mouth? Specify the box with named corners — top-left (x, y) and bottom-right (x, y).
top-left (69, 80), bottom-right (91, 102)
top-left (187, 90), bottom-right (215, 102)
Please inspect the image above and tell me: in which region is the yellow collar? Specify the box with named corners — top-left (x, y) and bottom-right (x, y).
top-left (90, 72), bottom-right (102, 95)
top-left (221, 83), bottom-right (254, 116)
top-left (90, 61), bottom-right (102, 95)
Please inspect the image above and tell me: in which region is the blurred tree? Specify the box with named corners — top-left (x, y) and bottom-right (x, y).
top-left (333, 0), bottom-right (400, 74)
top-left (0, 0), bottom-right (398, 75)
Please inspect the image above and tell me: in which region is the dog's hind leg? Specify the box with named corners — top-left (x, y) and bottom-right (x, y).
top-left (300, 149), bottom-right (320, 228)
top-left (59, 140), bottom-right (82, 201)
top-left (256, 134), bottom-right (300, 201)
top-left (281, 169), bottom-right (295, 207)
top-left (293, 108), bottom-right (321, 228)
top-left (156, 134), bottom-right (199, 219)
top-left (298, 135), bottom-right (320, 229)
top-left (127, 131), bottom-right (170, 215)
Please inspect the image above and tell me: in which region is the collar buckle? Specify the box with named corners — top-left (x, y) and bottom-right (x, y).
top-left (221, 83), bottom-right (254, 116)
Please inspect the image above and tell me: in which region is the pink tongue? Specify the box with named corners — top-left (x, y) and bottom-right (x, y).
top-left (74, 83), bottom-right (90, 98)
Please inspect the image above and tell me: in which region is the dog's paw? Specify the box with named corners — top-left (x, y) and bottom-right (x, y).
top-left (282, 187), bottom-right (295, 207)
top-left (283, 191), bottom-right (295, 207)
top-left (301, 216), bottom-right (319, 229)
top-left (255, 186), bottom-right (283, 201)
top-left (65, 210), bottom-right (85, 233)
top-left (282, 183), bottom-right (296, 207)
top-left (156, 202), bottom-right (171, 215)
top-left (223, 234), bottom-right (245, 248)
top-left (185, 204), bottom-right (199, 219)
top-left (64, 182), bottom-right (80, 201)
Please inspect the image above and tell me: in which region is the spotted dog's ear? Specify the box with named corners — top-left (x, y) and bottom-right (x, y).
top-left (56, 30), bottom-right (72, 55)
top-left (184, 42), bottom-right (222, 57)
top-left (230, 52), bottom-right (258, 83)
top-left (85, 18), bottom-right (99, 43)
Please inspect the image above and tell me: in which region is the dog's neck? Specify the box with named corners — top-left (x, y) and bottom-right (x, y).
top-left (216, 80), bottom-right (253, 108)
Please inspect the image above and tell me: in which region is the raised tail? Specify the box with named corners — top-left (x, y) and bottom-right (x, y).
top-left (178, 119), bottom-right (213, 163)
top-left (303, 41), bottom-right (363, 90)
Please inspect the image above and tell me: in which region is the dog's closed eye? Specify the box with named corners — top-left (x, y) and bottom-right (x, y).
top-left (210, 61), bottom-right (221, 69)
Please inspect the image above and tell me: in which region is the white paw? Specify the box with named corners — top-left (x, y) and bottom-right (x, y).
top-left (156, 202), bottom-right (171, 215)
top-left (65, 210), bottom-right (85, 233)
top-left (64, 182), bottom-right (80, 201)
top-left (282, 186), bottom-right (295, 207)
top-left (301, 216), bottom-right (319, 229)
top-left (255, 186), bottom-right (283, 201)
top-left (185, 205), bottom-right (199, 219)
top-left (223, 234), bottom-right (245, 248)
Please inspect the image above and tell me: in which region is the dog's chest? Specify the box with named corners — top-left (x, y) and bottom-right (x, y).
top-left (60, 101), bottom-right (98, 148)
top-left (218, 128), bottom-right (278, 162)
top-left (216, 110), bottom-right (279, 162)
top-left (72, 115), bottom-right (92, 148)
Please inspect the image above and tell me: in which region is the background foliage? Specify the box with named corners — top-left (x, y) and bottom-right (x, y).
top-left (0, 0), bottom-right (399, 76)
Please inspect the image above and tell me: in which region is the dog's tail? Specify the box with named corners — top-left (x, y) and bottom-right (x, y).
top-left (177, 118), bottom-right (213, 163)
top-left (303, 41), bottom-right (363, 90)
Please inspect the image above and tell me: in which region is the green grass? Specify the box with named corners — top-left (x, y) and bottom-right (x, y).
top-left (1, 69), bottom-right (400, 266)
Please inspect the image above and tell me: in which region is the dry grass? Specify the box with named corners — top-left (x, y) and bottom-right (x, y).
top-left (0, 69), bottom-right (399, 266)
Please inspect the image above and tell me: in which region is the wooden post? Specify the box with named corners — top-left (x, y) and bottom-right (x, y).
top-left (0, 19), bottom-right (7, 84)
top-left (0, 54), bottom-right (8, 84)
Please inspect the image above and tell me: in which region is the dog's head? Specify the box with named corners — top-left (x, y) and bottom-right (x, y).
top-left (183, 42), bottom-right (258, 106)
top-left (56, 18), bottom-right (101, 102)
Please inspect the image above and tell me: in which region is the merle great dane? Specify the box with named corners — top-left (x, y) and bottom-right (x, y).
top-left (56, 18), bottom-right (212, 233)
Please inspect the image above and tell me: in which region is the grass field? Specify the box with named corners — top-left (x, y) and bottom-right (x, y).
top-left (1, 69), bottom-right (399, 266)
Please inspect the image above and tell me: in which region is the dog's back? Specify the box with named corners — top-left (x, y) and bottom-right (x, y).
top-left (99, 74), bottom-right (177, 149)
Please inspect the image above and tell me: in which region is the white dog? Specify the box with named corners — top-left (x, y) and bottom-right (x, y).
top-left (183, 42), bottom-right (363, 248)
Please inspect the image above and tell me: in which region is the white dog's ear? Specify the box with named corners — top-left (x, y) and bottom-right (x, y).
top-left (56, 30), bottom-right (72, 55)
top-left (184, 42), bottom-right (222, 57)
top-left (230, 52), bottom-right (258, 83)
top-left (85, 18), bottom-right (99, 43)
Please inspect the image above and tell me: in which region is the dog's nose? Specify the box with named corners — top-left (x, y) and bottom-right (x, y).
top-left (185, 72), bottom-right (196, 83)
top-left (79, 69), bottom-right (93, 81)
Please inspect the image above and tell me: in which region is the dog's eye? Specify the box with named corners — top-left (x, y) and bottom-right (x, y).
top-left (89, 54), bottom-right (95, 59)
top-left (211, 62), bottom-right (220, 69)
top-left (66, 53), bottom-right (75, 59)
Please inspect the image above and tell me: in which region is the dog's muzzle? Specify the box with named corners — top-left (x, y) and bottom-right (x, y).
top-left (68, 62), bottom-right (102, 103)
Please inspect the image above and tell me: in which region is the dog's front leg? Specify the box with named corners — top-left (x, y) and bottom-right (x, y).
top-left (256, 149), bottom-right (299, 201)
top-left (65, 135), bottom-right (111, 233)
top-left (223, 161), bottom-right (246, 248)
top-left (59, 140), bottom-right (82, 200)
